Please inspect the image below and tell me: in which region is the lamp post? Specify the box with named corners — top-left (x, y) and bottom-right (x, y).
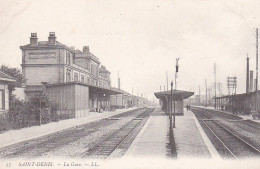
top-left (39, 93), bottom-right (42, 126)
top-left (171, 82), bottom-right (176, 128)
top-left (170, 82), bottom-right (173, 129)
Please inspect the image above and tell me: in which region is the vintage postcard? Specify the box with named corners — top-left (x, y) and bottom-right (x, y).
top-left (0, 0), bottom-right (260, 169)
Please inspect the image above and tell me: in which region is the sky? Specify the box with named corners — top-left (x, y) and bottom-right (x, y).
top-left (0, 0), bottom-right (260, 101)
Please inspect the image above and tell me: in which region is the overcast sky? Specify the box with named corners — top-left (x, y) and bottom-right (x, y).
top-left (0, 0), bottom-right (260, 100)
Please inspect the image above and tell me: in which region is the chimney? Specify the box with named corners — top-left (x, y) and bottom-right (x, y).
top-left (30, 33), bottom-right (38, 45)
top-left (250, 71), bottom-right (254, 92)
top-left (118, 78), bottom-right (120, 90)
top-left (83, 46), bottom-right (89, 53)
top-left (246, 56), bottom-right (249, 93)
top-left (70, 46), bottom-right (75, 50)
top-left (48, 32), bottom-right (56, 45)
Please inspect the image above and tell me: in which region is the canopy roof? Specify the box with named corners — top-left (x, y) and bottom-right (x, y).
top-left (154, 90), bottom-right (194, 101)
top-left (213, 91), bottom-right (258, 99)
top-left (47, 82), bottom-right (124, 95)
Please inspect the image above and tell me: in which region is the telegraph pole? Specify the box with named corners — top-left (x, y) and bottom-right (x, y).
top-left (170, 82), bottom-right (173, 129)
top-left (205, 79), bottom-right (207, 107)
top-left (214, 63), bottom-right (217, 109)
top-left (209, 88), bottom-right (211, 104)
top-left (256, 28), bottom-right (259, 116)
top-left (39, 93), bottom-right (42, 126)
top-left (166, 71), bottom-right (168, 91)
top-left (199, 85), bottom-right (201, 106)
top-left (175, 58), bottom-right (180, 90)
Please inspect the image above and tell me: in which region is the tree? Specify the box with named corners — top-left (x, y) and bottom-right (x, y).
top-left (0, 65), bottom-right (25, 95)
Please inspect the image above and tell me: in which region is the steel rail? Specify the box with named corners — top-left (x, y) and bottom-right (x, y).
top-left (192, 107), bottom-right (260, 130)
top-left (81, 108), bottom-right (152, 158)
top-left (200, 111), bottom-right (260, 154)
top-left (194, 109), bottom-right (260, 159)
top-left (106, 119), bottom-right (144, 159)
top-left (0, 108), bottom-right (147, 158)
top-left (193, 111), bottom-right (237, 159)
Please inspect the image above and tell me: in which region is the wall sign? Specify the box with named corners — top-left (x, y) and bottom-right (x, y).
top-left (29, 53), bottom-right (56, 59)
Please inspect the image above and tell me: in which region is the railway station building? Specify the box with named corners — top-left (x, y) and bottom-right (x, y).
top-left (20, 32), bottom-right (125, 118)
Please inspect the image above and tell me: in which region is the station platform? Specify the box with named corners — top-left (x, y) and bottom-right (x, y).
top-left (125, 106), bottom-right (220, 159)
top-left (125, 106), bottom-right (169, 157)
top-left (174, 109), bottom-right (220, 159)
top-left (195, 106), bottom-right (260, 123)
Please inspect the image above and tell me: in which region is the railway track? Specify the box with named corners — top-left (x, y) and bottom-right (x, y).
top-left (0, 107), bottom-right (153, 159)
top-left (192, 108), bottom-right (260, 159)
top-left (81, 108), bottom-right (154, 159)
top-left (192, 107), bottom-right (260, 130)
top-left (0, 118), bottom-right (114, 158)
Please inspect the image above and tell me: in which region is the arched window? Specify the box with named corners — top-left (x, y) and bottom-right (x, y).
top-left (74, 73), bottom-right (78, 82)
top-left (66, 52), bottom-right (71, 65)
top-left (81, 75), bottom-right (84, 83)
top-left (72, 55), bottom-right (75, 64)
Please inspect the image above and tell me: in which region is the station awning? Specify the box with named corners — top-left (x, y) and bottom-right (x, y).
top-left (213, 91), bottom-right (258, 99)
top-left (46, 82), bottom-right (124, 95)
top-left (154, 90), bottom-right (194, 101)
top-left (89, 86), bottom-right (124, 95)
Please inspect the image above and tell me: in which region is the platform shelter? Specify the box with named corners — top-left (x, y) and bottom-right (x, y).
top-left (214, 91), bottom-right (260, 114)
top-left (154, 90), bottom-right (194, 115)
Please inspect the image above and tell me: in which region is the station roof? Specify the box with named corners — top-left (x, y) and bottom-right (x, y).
top-left (0, 70), bottom-right (16, 82)
top-left (46, 82), bottom-right (124, 95)
top-left (154, 90), bottom-right (194, 101)
top-left (213, 91), bottom-right (258, 99)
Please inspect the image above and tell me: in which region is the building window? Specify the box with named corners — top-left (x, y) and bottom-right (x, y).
top-left (81, 75), bottom-right (84, 83)
top-left (91, 66), bottom-right (98, 76)
top-left (87, 77), bottom-right (90, 84)
top-left (91, 65), bottom-right (94, 74)
top-left (72, 55), bottom-right (75, 64)
top-left (74, 73), bottom-right (78, 82)
top-left (66, 52), bottom-right (70, 65)
top-left (96, 67), bottom-right (98, 76)
top-left (66, 69), bottom-right (71, 82)
top-left (86, 63), bottom-right (90, 71)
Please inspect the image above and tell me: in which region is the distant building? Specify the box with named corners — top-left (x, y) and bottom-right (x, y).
top-left (110, 90), bottom-right (148, 109)
top-left (0, 71), bottom-right (15, 112)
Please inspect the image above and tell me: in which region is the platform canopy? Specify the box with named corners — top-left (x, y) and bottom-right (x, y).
top-left (213, 91), bottom-right (257, 100)
top-left (46, 82), bottom-right (124, 95)
top-left (154, 90), bottom-right (194, 101)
